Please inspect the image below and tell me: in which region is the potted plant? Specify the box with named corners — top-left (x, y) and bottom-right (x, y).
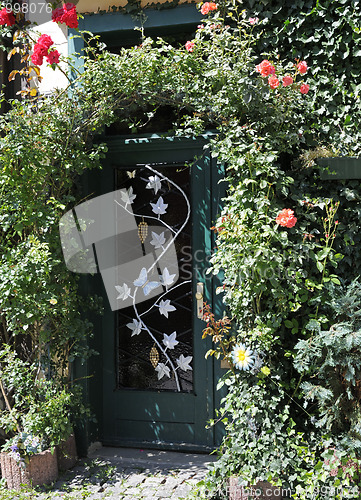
top-left (0, 432), bottom-right (58, 489)
top-left (0, 346), bottom-right (82, 488)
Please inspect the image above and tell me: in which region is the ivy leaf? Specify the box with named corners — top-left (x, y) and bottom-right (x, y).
top-left (316, 261), bottom-right (324, 273)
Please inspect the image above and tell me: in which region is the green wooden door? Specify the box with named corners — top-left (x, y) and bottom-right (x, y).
top-left (97, 135), bottom-right (223, 451)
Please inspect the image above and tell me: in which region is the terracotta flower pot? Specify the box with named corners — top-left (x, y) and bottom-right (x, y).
top-left (56, 433), bottom-right (77, 471)
top-left (229, 477), bottom-right (284, 499)
top-left (0, 449), bottom-right (58, 489)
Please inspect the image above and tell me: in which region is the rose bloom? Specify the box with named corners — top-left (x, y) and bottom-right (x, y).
top-left (52, 3), bottom-right (78, 29)
top-left (268, 75), bottom-right (280, 89)
top-left (37, 34), bottom-right (54, 51)
top-left (46, 49), bottom-right (60, 65)
top-left (297, 60), bottom-right (307, 74)
top-left (249, 17), bottom-right (259, 25)
top-left (31, 49), bottom-right (44, 66)
top-left (51, 7), bottom-right (63, 22)
top-left (201, 2), bottom-right (217, 15)
top-left (0, 7), bottom-right (16, 26)
top-left (276, 209), bottom-right (297, 228)
top-left (62, 5), bottom-right (78, 29)
top-left (256, 59), bottom-right (275, 77)
top-left (282, 75), bottom-right (293, 87)
top-left (185, 41), bottom-right (195, 52)
top-left (300, 83), bottom-right (310, 94)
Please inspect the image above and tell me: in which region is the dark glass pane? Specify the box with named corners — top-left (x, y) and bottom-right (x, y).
top-left (115, 164), bottom-right (193, 392)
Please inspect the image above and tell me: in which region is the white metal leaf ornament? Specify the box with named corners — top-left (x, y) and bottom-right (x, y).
top-left (163, 332), bottom-right (179, 350)
top-left (155, 363), bottom-right (171, 380)
top-left (121, 186), bottom-right (136, 208)
top-left (115, 283), bottom-right (131, 301)
top-left (146, 175), bottom-right (162, 194)
top-left (160, 267), bottom-right (176, 287)
top-left (158, 299), bottom-right (176, 318)
top-left (126, 319), bottom-right (142, 336)
top-left (150, 196), bottom-right (168, 215)
top-left (150, 231), bottom-right (166, 249)
top-left (176, 355), bottom-right (193, 371)
top-left (133, 267), bottom-right (161, 296)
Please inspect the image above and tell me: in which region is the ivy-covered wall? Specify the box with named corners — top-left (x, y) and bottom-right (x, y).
top-left (240, 0), bottom-right (361, 147)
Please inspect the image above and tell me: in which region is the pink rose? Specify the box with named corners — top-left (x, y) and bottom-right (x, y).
top-left (297, 61), bottom-right (307, 74)
top-left (249, 17), bottom-right (259, 25)
top-left (282, 75), bottom-right (293, 87)
top-left (201, 2), bottom-right (217, 15)
top-left (300, 83), bottom-right (310, 94)
top-left (276, 209), bottom-right (297, 228)
top-left (256, 59), bottom-right (275, 77)
top-left (268, 75), bottom-right (280, 89)
top-left (185, 41), bottom-right (195, 52)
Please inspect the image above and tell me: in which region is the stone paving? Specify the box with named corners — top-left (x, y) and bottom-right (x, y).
top-left (33, 447), bottom-right (217, 500)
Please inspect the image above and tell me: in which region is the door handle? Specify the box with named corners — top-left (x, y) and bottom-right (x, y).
top-left (196, 282), bottom-right (204, 319)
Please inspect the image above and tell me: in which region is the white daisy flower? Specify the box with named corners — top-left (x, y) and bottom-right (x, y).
top-left (231, 343), bottom-right (255, 371)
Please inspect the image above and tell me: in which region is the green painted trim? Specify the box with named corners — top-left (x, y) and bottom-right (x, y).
top-left (77, 4), bottom-right (201, 36)
top-left (68, 3), bottom-right (201, 64)
top-left (317, 157), bottom-right (361, 180)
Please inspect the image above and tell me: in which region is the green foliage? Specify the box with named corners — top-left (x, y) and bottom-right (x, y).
top-left (0, 0), bottom-right (360, 495)
top-left (240, 0), bottom-right (361, 150)
top-left (294, 278), bottom-right (361, 453)
top-left (0, 346), bottom-right (90, 451)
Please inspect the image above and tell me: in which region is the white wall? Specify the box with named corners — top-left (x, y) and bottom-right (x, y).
top-left (27, 1), bottom-right (69, 93)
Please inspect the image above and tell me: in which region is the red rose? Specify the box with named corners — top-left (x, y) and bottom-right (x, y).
top-left (300, 83), bottom-right (310, 94)
top-left (46, 49), bottom-right (60, 65)
top-left (276, 209), bottom-right (297, 228)
top-left (297, 60), bottom-right (308, 74)
top-left (282, 75), bottom-right (293, 87)
top-left (31, 49), bottom-right (44, 66)
top-left (256, 59), bottom-right (275, 77)
top-left (268, 75), bottom-right (280, 89)
top-left (201, 2), bottom-right (217, 15)
top-left (0, 7), bottom-right (16, 27)
top-left (185, 41), bottom-right (195, 52)
top-left (51, 7), bottom-right (63, 23)
top-left (37, 34), bottom-right (54, 50)
top-left (52, 3), bottom-right (78, 29)
top-left (62, 7), bottom-right (78, 29)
